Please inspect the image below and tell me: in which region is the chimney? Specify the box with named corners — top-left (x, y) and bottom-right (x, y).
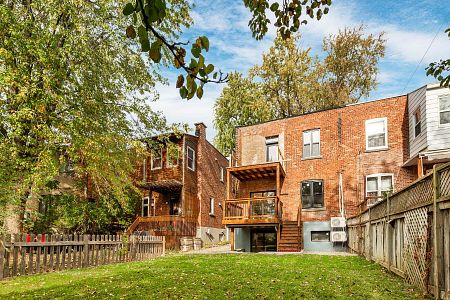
top-left (194, 122), bottom-right (207, 139)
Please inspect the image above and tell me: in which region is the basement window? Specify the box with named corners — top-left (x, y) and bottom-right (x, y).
top-left (311, 231), bottom-right (330, 242)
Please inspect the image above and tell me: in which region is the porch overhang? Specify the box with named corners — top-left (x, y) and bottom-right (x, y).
top-left (139, 179), bottom-right (183, 193)
top-left (227, 162), bottom-right (285, 181)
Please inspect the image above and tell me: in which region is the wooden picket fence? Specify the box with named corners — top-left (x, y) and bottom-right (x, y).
top-left (347, 162), bottom-right (450, 299)
top-left (0, 234), bottom-right (165, 280)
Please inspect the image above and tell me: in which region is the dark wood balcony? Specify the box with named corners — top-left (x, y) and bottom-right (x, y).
top-left (223, 196), bottom-right (282, 226)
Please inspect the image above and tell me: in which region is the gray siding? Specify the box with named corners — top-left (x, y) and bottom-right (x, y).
top-left (425, 86), bottom-right (450, 151)
top-left (408, 86), bottom-right (428, 158)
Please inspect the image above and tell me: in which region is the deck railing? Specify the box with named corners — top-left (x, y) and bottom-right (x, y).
top-left (223, 196), bottom-right (282, 224)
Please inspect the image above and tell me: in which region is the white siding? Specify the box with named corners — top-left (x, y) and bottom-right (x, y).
top-left (425, 85), bottom-right (450, 151)
top-left (408, 86), bottom-right (427, 158)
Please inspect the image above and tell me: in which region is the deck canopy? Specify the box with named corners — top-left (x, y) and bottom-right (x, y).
top-left (227, 162), bottom-right (285, 181)
top-left (140, 179), bottom-right (182, 193)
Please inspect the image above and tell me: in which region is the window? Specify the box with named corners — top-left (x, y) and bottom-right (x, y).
top-left (303, 129), bottom-right (320, 158)
top-left (265, 136), bottom-right (279, 162)
top-left (439, 94), bottom-right (450, 125)
top-left (365, 118), bottom-right (388, 151)
top-left (366, 174), bottom-right (393, 198)
top-left (220, 166), bottom-right (224, 182)
top-left (311, 231), bottom-right (330, 242)
top-left (413, 109), bottom-right (422, 138)
top-left (151, 149), bottom-right (162, 170)
top-left (142, 197), bottom-right (150, 217)
top-left (209, 198), bottom-right (214, 215)
top-left (187, 146), bottom-right (195, 171)
top-left (301, 180), bottom-right (324, 209)
top-left (142, 159), bottom-right (147, 181)
top-left (166, 145), bottom-right (179, 168)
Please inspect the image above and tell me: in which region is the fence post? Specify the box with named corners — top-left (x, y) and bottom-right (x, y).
top-left (162, 236), bottom-right (166, 256)
top-left (368, 207), bottom-right (372, 260)
top-left (0, 235), bottom-right (5, 280)
top-left (432, 164), bottom-right (439, 299)
top-left (386, 194), bottom-right (391, 271)
top-left (83, 235), bottom-right (89, 267)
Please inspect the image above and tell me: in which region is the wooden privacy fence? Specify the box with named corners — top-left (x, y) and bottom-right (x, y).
top-left (0, 234), bottom-right (165, 280)
top-left (348, 162), bottom-right (450, 299)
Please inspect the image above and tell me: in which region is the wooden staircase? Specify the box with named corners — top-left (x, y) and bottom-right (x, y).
top-left (278, 221), bottom-right (302, 252)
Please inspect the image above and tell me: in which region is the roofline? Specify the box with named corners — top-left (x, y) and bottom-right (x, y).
top-left (184, 133), bottom-right (228, 161)
top-left (236, 93), bottom-right (407, 130)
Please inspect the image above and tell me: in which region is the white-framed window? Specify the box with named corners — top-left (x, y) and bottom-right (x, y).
top-left (187, 146), bottom-right (195, 171)
top-left (413, 108), bottom-right (422, 138)
top-left (142, 159), bottom-right (147, 181)
top-left (365, 117), bottom-right (388, 151)
top-left (439, 94), bottom-right (450, 125)
top-left (303, 129), bottom-right (320, 158)
top-left (209, 197), bottom-right (214, 215)
top-left (265, 136), bottom-right (279, 162)
top-left (142, 197), bottom-right (150, 217)
top-left (151, 149), bottom-right (162, 170)
top-left (166, 145), bottom-right (179, 168)
top-left (220, 166), bottom-right (224, 182)
top-left (366, 173), bottom-right (393, 198)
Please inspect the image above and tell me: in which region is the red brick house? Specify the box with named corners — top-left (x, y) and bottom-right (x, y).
top-left (128, 123), bottom-right (228, 249)
top-left (224, 94), bottom-right (424, 252)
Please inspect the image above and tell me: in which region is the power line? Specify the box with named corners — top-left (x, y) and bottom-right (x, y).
top-left (401, 22), bottom-right (444, 94)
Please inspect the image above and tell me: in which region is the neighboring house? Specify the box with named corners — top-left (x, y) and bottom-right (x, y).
top-left (224, 85), bottom-right (450, 253)
top-left (127, 123), bottom-right (228, 249)
top-left (404, 83), bottom-right (450, 175)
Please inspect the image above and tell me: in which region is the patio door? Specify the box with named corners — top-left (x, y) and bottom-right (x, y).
top-left (251, 228), bottom-right (277, 252)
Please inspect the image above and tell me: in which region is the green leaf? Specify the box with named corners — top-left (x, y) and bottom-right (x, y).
top-left (179, 86), bottom-right (188, 99)
top-left (270, 3), bottom-right (279, 12)
top-left (205, 64), bottom-right (214, 74)
top-left (213, 72), bottom-right (217, 79)
top-left (191, 44), bottom-right (201, 58)
top-left (141, 39), bottom-right (150, 52)
top-left (196, 86), bottom-right (204, 99)
top-left (200, 36), bottom-right (209, 52)
top-left (137, 25), bottom-right (147, 41)
top-left (123, 3), bottom-right (134, 16)
top-left (149, 42), bottom-right (161, 63)
top-left (198, 54), bottom-right (205, 68)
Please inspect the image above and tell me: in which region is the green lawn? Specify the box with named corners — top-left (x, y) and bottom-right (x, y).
top-left (0, 254), bottom-right (427, 299)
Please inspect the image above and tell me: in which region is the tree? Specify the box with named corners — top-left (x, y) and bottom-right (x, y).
top-left (250, 34), bottom-right (325, 118)
top-left (426, 28), bottom-right (450, 88)
top-left (214, 27), bottom-right (386, 155)
top-left (322, 26), bottom-right (386, 105)
top-left (122, 0), bottom-right (333, 98)
top-left (0, 0), bottom-right (185, 232)
top-left (214, 73), bottom-right (272, 156)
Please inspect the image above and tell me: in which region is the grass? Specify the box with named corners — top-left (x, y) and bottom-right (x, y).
top-left (0, 253), bottom-right (428, 299)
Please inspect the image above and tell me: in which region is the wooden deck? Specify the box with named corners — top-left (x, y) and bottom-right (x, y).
top-left (222, 196), bottom-right (282, 225)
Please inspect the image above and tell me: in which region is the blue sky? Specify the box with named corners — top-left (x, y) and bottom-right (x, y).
top-left (149, 0), bottom-right (450, 141)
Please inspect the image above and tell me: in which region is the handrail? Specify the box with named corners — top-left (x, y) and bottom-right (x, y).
top-left (223, 196), bottom-right (280, 222)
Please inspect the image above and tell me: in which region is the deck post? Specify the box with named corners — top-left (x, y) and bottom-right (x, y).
top-left (230, 227), bottom-right (234, 251)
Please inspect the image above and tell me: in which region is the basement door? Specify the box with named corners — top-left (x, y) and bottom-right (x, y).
top-left (250, 228), bottom-right (277, 252)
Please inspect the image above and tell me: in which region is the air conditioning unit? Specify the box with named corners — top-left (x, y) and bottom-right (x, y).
top-left (331, 231), bottom-right (347, 242)
top-left (330, 217), bottom-right (346, 228)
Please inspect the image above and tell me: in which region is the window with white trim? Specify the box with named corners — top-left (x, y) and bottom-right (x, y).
top-left (142, 197), bottom-right (150, 217)
top-left (265, 136), bottom-right (279, 162)
top-left (166, 145), bottom-right (179, 168)
top-left (365, 118), bottom-right (388, 150)
top-left (366, 174), bottom-right (393, 198)
top-left (439, 94), bottom-right (450, 125)
top-left (220, 166), bottom-right (224, 182)
top-left (187, 146), bottom-right (195, 171)
top-left (209, 197), bottom-right (214, 215)
top-left (151, 149), bottom-right (162, 170)
top-left (303, 129), bottom-right (320, 158)
top-left (413, 109), bottom-right (422, 138)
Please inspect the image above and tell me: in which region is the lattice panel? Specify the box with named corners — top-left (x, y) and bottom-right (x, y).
top-left (370, 201), bottom-right (387, 220)
top-left (390, 176), bottom-right (433, 215)
top-left (439, 168), bottom-right (450, 197)
top-left (403, 207), bottom-right (429, 289)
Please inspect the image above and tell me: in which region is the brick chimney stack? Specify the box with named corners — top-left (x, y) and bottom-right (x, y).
top-left (194, 122), bottom-right (207, 139)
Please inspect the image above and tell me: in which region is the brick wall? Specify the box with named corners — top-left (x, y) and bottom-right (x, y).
top-left (236, 96), bottom-right (417, 223)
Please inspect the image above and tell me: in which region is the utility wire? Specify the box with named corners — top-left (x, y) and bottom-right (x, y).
top-left (401, 22), bottom-right (444, 94)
